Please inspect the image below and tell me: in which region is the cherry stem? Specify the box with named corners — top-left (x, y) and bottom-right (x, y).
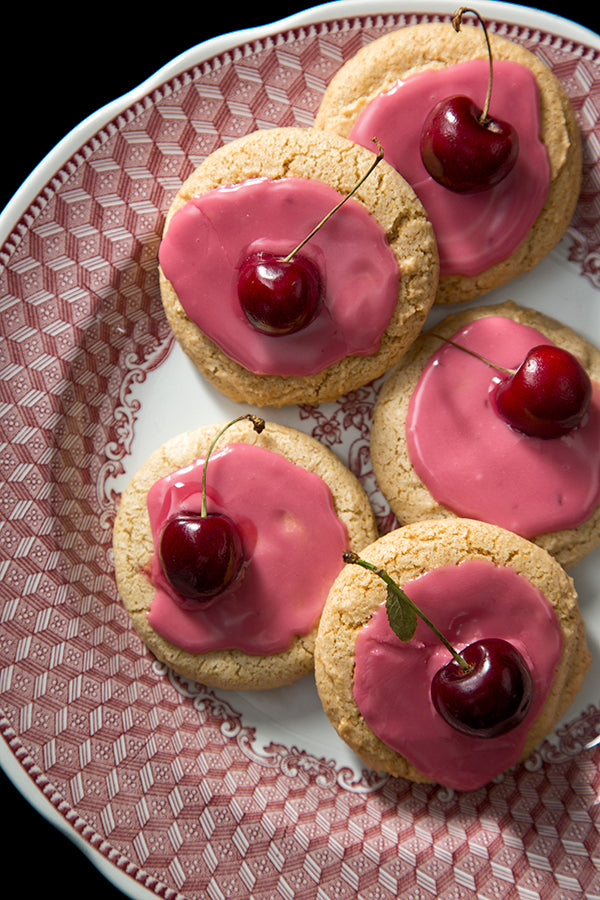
top-left (429, 332), bottom-right (515, 375)
top-left (452, 6), bottom-right (494, 125)
top-left (343, 551), bottom-right (471, 672)
top-left (284, 137), bottom-right (385, 262)
top-left (201, 414), bottom-right (265, 517)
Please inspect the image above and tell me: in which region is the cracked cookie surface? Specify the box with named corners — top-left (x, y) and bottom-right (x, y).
top-left (159, 126), bottom-right (439, 406)
top-left (113, 418), bottom-right (378, 689)
top-left (314, 518), bottom-right (589, 783)
top-left (370, 301), bottom-right (600, 569)
top-left (315, 22), bottom-right (582, 305)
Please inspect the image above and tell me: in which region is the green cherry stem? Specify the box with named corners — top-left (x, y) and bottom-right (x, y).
top-left (201, 414), bottom-right (265, 518)
top-left (343, 551), bottom-right (471, 672)
top-left (283, 137), bottom-right (385, 263)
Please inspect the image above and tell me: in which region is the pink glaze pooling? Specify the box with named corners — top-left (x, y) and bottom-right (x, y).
top-left (406, 317), bottom-right (600, 537)
top-left (353, 558), bottom-right (563, 791)
top-left (146, 443), bottom-right (349, 655)
top-left (349, 60), bottom-right (550, 277)
top-left (158, 177), bottom-right (399, 376)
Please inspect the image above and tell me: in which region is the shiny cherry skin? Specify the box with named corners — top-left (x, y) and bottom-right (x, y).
top-left (420, 95), bottom-right (519, 193)
top-left (238, 251), bottom-right (321, 335)
top-left (492, 344), bottom-right (592, 439)
top-left (159, 512), bottom-right (244, 602)
top-left (431, 638), bottom-right (533, 738)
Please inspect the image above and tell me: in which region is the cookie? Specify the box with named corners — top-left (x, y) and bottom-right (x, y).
top-left (314, 518), bottom-right (590, 789)
top-left (315, 20), bottom-right (582, 304)
top-left (370, 300), bottom-right (600, 569)
top-left (113, 417), bottom-right (378, 690)
top-left (158, 126), bottom-right (438, 406)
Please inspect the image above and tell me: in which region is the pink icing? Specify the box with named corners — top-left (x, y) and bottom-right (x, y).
top-left (145, 443), bottom-right (349, 655)
top-left (353, 558), bottom-right (563, 791)
top-left (158, 176), bottom-right (399, 376)
top-left (406, 316), bottom-right (600, 537)
top-left (349, 60), bottom-right (550, 277)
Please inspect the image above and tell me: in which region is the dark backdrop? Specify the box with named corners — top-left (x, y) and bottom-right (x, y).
top-left (1, 4), bottom-right (598, 899)
top-left (2, 2), bottom-right (598, 213)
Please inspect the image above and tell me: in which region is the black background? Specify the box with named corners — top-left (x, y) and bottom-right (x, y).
top-left (1, 3), bottom-right (598, 898)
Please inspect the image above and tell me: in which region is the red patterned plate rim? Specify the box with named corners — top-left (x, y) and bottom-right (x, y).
top-left (1, 3), bottom-right (600, 899)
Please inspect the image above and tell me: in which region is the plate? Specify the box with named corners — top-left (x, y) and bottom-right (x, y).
top-left (1, 2), bottom-right (600, 898)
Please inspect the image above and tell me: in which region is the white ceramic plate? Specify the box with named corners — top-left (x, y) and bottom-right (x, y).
top-left (1, 2), bottom-right (600, 898)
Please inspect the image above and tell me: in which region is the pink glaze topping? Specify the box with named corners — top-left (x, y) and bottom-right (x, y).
top-left (406, 316), bottom-right (600, 537)
top-left (353, 558), bottom-right (563, 791)
top-left (158, 176), bottom-right (399, 376)
top-left (146, 442), bottom-right (349, 655)
top-left (349, 60), bottom-right (550, 277)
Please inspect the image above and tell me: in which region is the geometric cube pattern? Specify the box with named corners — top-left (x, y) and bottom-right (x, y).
top-left (1, 11), bottom-right (600, 899)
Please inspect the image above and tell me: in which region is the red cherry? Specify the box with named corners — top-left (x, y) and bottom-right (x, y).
top-left (420, 94), bottom-right (519, 193)
top-left (237, 139), bottom-right (386, 337)
top-left (159, 512), bottom-right (244, 602)
top-left (156, 415), bottom-right (264, 603)
top-left (420, 8), bottom-right (519, 193)
top-left (238, 251), bottom-right (321, 335)
top-left (431, 638), bottom-right (533, 738)
top-left (492, 344), bottom-right (592, 439)
top-left (343, 551), bottom-right (536, 741)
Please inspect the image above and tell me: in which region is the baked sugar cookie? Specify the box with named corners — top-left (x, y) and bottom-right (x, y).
top-left (314, 518), bottom-right (590, 791)
top-left (315, 20), bottom-right (582, 304)
top-left (158, 126), bottom-right (438, 406)
top-left (113, 417), bottom-right (378, 690)
top-left (370, 301), bottom-right (600, 569)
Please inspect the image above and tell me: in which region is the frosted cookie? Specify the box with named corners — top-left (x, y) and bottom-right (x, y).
top-left (370, 301), bottom-right (600, 569)
top-left (315, 19), bottom-right (582, 304)
top-left (113, 416), bottom-right (378, 690)
top-left (314, 518), bottom-right (590, 791)
top-left (158, 126), bottom-right (438, 406)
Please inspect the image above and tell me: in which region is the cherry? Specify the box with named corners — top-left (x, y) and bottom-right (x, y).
top-left (237, 138), bottom-right (385, 335)
top-left (343, 551), bottom-right (534, 740)
top-left (159, 512), bottom-right (244, 600)
top-left (492, 344), bottom-right (592, 439)
top-left (420, 8), bottom-right (519, 193)
top-left (431, 637), bottom-right (533, 737)
top-left (237, 251), bottom-right (320, 335)
top-left (158, 414), bottom-right (265, 602)
top-left (420, 95), bottom-right (518, 193)
top-left (431, 332), bottom-right (593, 439)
